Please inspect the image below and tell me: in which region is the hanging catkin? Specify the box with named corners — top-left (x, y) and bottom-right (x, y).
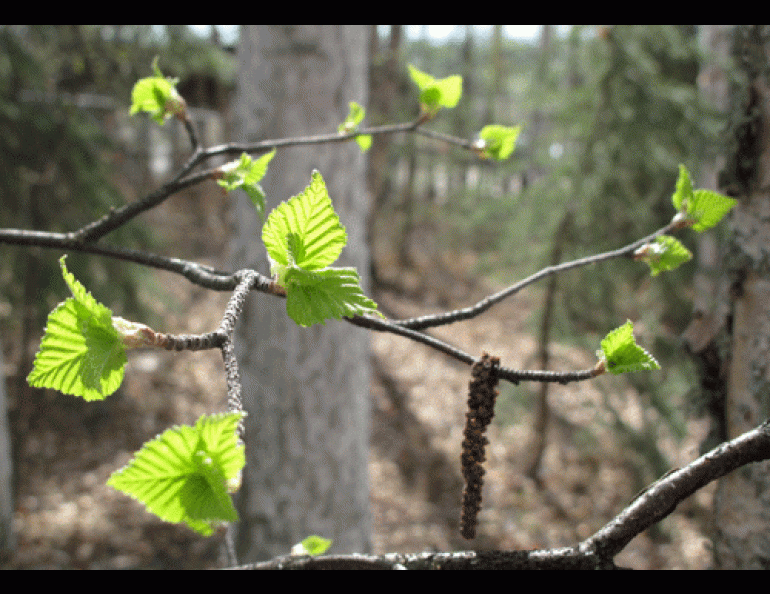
top-left (460, 353), bottom-right (500, 541)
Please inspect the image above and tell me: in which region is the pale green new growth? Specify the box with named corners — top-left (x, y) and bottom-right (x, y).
top-left (129, 61), bottom-right (185, 125)
top-left (478, 125), bottom-right (522, 161)
top-left (263, 171), bottom-right (348, 279)
top-left (218, 150), bottom-right (276, 219)
top-left (108, 413), bottom-right (246, 537)
top-left (339, 102), bottom-right (372, 153)
top-left (284, 267), bottom-right (379, 328)
top-left (636, 235), bottom-right (693, 277)
top-left (262, 171), bottom-right (381, 327)
top-left (293, 536), bottom-right (334, 557)
top-left (27, 257), bottom-right (127, 402)
top-left (599, 321), bottom-right (661, 376)
top-left (672, 165), bottom-right (737, 232)
top-left (408, 64), bottom-right (463, 113)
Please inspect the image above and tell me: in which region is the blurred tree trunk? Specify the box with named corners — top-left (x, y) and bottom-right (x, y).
top-left (690, 25), bottom-right (770, 569)
top-left (485, 25), bottom-right (504, 124)
top-left (230, 25), bottom-right (372, 563)
top-left (0, 338), bottom-right (14, 555)
top-left (528, 25), bottom-right (553, 186)
top-left (368, 25), bottom-right (404, 284)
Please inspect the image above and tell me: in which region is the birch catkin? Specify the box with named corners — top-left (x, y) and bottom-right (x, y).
top-left (460, 353), bottom-right (500, 540)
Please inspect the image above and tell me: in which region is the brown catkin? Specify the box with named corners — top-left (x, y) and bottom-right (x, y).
top-left (460, 353), bottom-right (500, 540)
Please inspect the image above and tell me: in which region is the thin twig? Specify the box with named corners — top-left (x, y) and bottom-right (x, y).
top-left (0, 228), bottom-right (281, 295)
top-left (347, 315), bottom-right (601, 386)
top-left (62, 115), bottom-right (479, 245)
top-left (391, 221), bottom-right (680, 331)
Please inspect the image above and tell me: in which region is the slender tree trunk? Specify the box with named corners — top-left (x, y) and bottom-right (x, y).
top-left (697, 25), bottom-right (770, 569)
top-left (485, 25), bottom-right (504, 125)
top-left (0, 338), bottom-right (14, 555)
top-left (230, 25), bottom-right (372, 563)
top-left (368, 25), bottom-right (404, 285)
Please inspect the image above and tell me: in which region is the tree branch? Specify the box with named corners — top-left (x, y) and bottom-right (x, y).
top-left (0, 228), bottom-right (282, 295)
top-left (390, 222), bottom-right (680, 331)
top-left (229, 420), bottom-right (770, 570)
top-left (65, 116), bottom-right (466, 245)
top-left (230, 548), bottom-right (615, 571)
top-left (0, 105), bottom-right (693, 391)
top-left (580, 419), bottom-right (770, 560)
top-left (0, 216), bottom-right (657, 388)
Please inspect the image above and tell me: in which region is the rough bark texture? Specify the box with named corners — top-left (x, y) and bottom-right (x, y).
top-left (230, 25), bottom-right (372, 562)
top-left (707, 25), bottom-right (770, 569)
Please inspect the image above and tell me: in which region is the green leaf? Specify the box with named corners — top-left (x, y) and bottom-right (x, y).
top-left (27, 257), bottom-right (126, 402)
top-left (218, 150), bottom-right (276, 219)
top-left (672, 164), bottom-right (694, 212)
top-left (407, 64), bottom-right (463, 112)
top-left (129, 63), bottom-right (185, 125)
top-left (293, 536), bottom-right (333, 557)
top-left (671, 164), bottom-right (737, 232)
top-left (478, 125), bottom-right (522, 161)
top-left (688, 189), bottom-right (738, 232)
top-left (338, 102), bottom-right (372, 154)
top-left (262, 171), bottom-right (381, 327)
top-left (262, 171), bottom-right (348, 281)
top-left (108, 413), bottom-right (246, 537)
top-left (355, 134), bottom-right (373, 153)
top-left (599, 321), bottom-right (661, 376)
top-left (635, 235), bottom-right (693, 277)
top-left (283, 267), bottom-right (381, 328)
top-left (339, 102), bottom-right (366, 131)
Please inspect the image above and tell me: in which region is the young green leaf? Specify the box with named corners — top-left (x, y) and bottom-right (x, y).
top-left (218, 150), bottom-right (276, 219)
top-left (634, 235), bottom-right (693, 277)
top-left (599, 321), bottom-right (661, 376)
top-left (292, 536), bottom-right (333, 557)
top-left (262, 171), bottom-right (348, 282)
top-left (672, 164), bottom-right (694, 213)
top-left (27, 257), bottom-right (126, 402)
top-left (262, 171), bottom-right (381, 327)
top-left (338, 102), bottom-right (372, 154)
top-left (108, 413), bottom-right (246, 537)
top-left (129, 63), bottom-right (186, 125)
top-left (339, 102), bottom-right (366, 131)
top-left (478, 125), bottom-right (522, 161)
top-left (284, 267), bottom-right (381, 328)
top-left (688, 189), bottom-right (738, 232)
top-left (671, 164), bottom-right (737, 232)
top-left (407, 64), bottom-right (463, 113)
top-left (354, 134), bottom-right (373, 153)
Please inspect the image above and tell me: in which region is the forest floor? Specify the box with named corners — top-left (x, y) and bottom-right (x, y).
top-left (3, 236), bottom-right (716, 570)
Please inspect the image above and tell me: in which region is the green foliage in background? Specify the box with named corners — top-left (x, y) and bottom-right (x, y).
top-left (0, 27), bottom-right (157, 337)
top-left (556, 26), bottom-right (719, 333)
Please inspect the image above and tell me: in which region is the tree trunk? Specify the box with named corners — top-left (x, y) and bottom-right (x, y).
top-left (698, 25), bottom-right (770, 569)
top-left (230, 25), bottom-right (372, 563)
top-left (0, 338), bottom-right (14, 555)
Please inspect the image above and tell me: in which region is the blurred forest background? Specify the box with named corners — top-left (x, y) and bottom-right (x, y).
top-left (0, 25), bottom-right (731, 568)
